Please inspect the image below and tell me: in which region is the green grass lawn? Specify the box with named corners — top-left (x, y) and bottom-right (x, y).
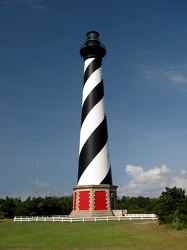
top-left (0, 219), bottom-right (187, 250)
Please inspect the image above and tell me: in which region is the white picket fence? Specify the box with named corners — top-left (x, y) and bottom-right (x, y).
top-left (14, 214), bottom-right (157, 223)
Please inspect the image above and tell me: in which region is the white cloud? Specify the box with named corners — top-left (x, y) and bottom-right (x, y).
top-left (1, 0), bottom-right (47, 11)
top-left (180, 170), bottom-right (187, 175)
top-left (139, 64), bottom-right (187, 90)
top-left (167, 74), bottom-right (187, 84)
top-left (163, 65), bottom-right (187, 84)
top-left (29, 180), bottom-right (50, 189)
top-left (35, 181), bottom-right (50, 188)
top-left (118, 164), bottom-right (187, 198)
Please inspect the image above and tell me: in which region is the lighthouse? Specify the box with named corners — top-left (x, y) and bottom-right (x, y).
top-left (70, 31), bottom-right (118, 217)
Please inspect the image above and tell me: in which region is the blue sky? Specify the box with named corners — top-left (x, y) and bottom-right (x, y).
top-left (1, 0), bottom-right (187, 199)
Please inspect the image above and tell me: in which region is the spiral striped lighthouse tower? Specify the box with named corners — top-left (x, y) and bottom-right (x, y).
top-left (70, 31), bottom-right (118, 217)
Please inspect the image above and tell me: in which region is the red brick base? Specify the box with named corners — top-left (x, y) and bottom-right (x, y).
top-left (69, 184), bottom-right (118, 217)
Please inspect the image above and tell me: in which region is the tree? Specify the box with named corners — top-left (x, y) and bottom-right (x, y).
top-left (58, 195), bottom-right (73, 215)
top-left (0, 199), bottom-right (5, 219)
top-left (118, 196), bottom-right (156, 214)
top-left (155, 186), bottom-right (187, 229)
top-left (0, 197), bottom-right (17, 218)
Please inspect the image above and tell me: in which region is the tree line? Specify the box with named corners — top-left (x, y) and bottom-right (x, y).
top-left (1, 187), bottom-right (187, 229)
top-left (0, 195), bottom-right (73, 219)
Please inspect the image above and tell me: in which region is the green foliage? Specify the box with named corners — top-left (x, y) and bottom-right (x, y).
top-left (0, 210), bottom-right (5, 219)
top-left (118, 196), bottom-right (157, 214)
top-left (155, 186), bottom-right (187, 229)
top-left (0, 197), bottom-right (17, 218)
top-left (58, 195), bottom-right (73, 215)
top-left (0, 195), bottom-right (73, 218)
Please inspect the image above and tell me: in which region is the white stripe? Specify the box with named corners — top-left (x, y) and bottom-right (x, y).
top-left (78, 144), bottom-right (110, 185)
top-left (84, 58), bottom-right (94, 72)
top-left (79, 99), bottom-right (105, 153)
top-left (82, 67), bottom-right (102, 105)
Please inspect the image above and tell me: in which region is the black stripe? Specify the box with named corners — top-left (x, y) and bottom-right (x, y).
top-left (78, 116), bottom-right (108, 182)
top-left (101, 167), bottom-right (113, 185)
top-left (81, 80), bottom-right (104, 125)
top-left (84, 58), bottom-right (101, 86)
